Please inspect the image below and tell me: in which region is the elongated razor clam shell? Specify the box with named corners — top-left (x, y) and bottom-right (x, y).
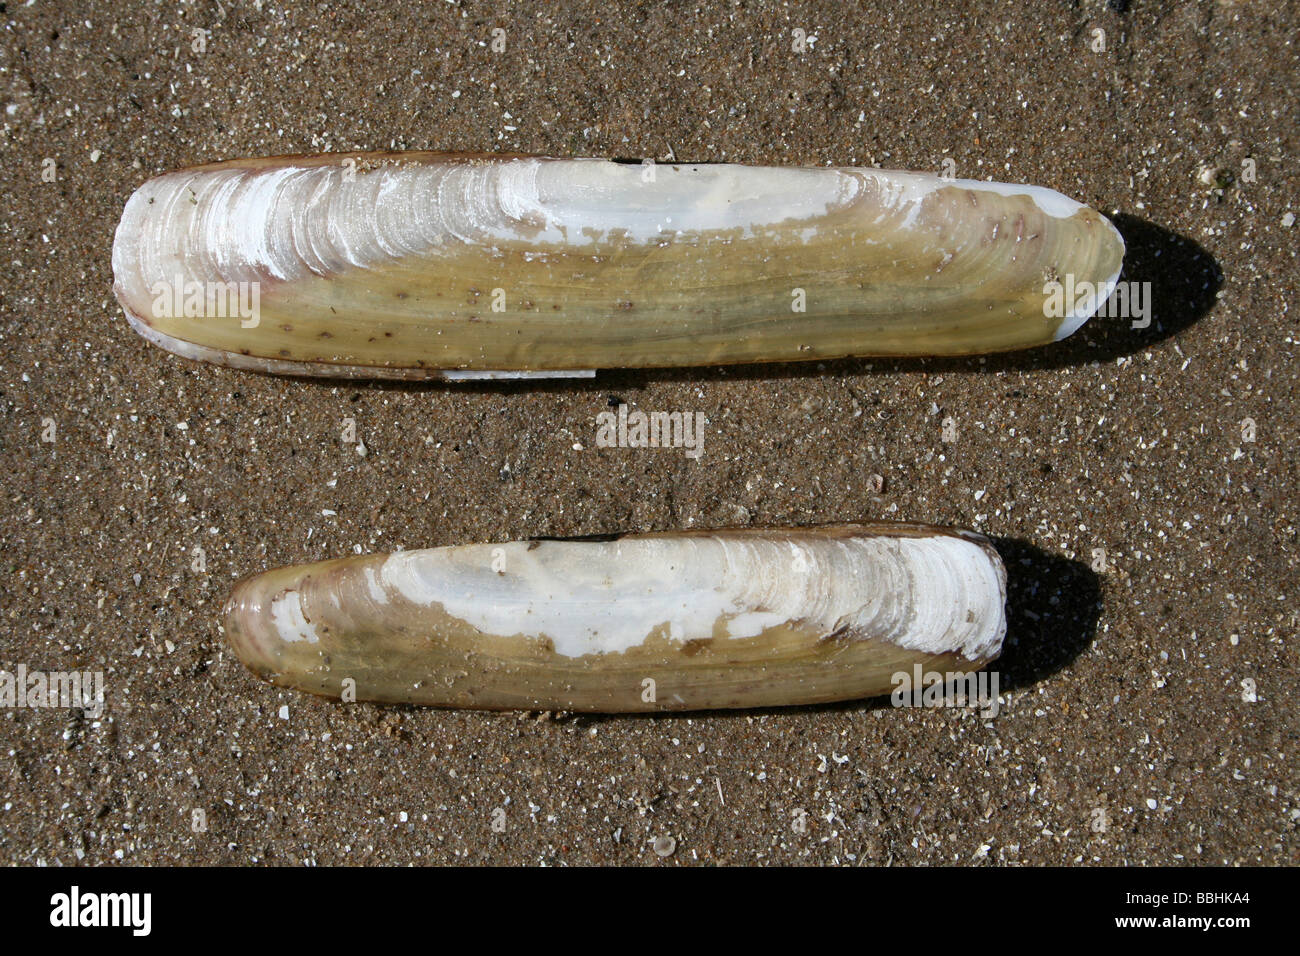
top-left (113, 152), bottom-right (1124, 379)
top-left (223, 523), bottom-right (1007, 712)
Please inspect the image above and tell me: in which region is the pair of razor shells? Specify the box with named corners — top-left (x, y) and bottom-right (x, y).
top-left (113, 151), bottom-right (1125, 711)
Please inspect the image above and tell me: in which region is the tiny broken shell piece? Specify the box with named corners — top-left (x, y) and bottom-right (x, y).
top-left (112, 152), bottom-right (1125, 379)
top-left (222, 523), bottom-right (1007, 712)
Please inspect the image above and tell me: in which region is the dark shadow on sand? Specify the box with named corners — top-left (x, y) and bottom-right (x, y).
top-left (984, 537), bottom-right (1102, 694)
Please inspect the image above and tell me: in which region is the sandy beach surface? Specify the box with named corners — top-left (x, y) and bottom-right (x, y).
top-left (0, 0), bottom-right (1295, 864)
